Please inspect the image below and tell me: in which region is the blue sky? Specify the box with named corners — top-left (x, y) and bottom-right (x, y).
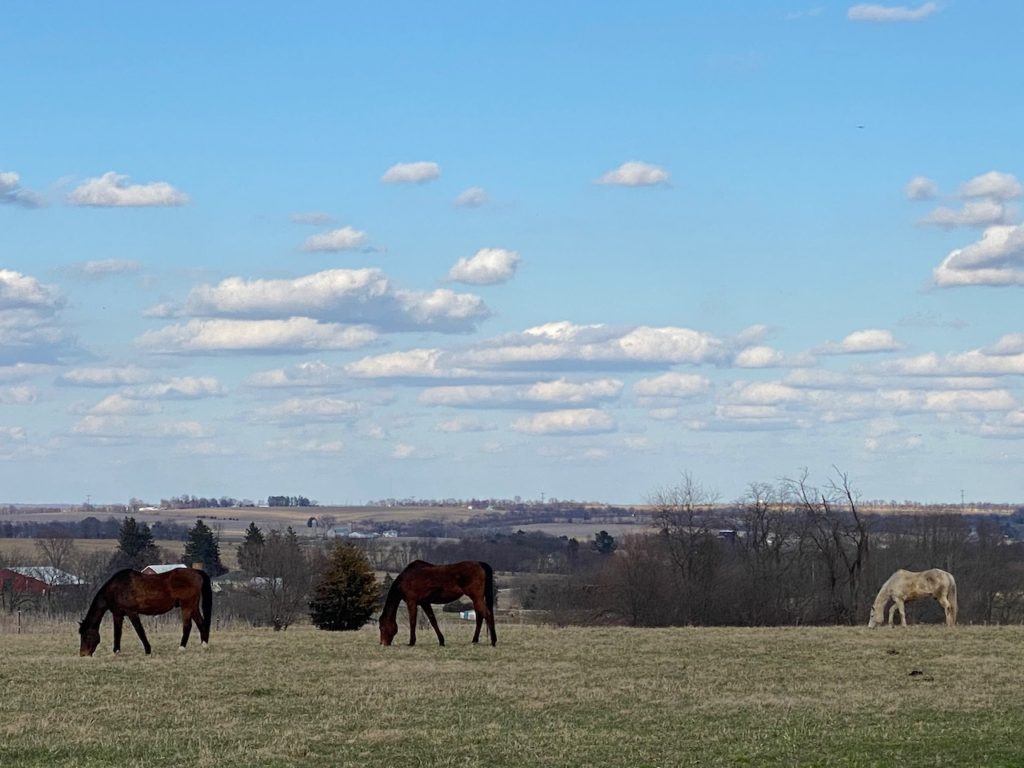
top-left (2, 2), bottom-right (1024, 505)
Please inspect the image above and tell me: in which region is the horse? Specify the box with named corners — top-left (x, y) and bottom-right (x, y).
top-left (79, 567), bottom-right (213, 656)
top-left (867, 568), bottom-right (957, 627)
top-left (379, 560), bottom-right (496, 647)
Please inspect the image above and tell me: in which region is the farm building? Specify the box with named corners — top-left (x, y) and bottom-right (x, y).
top-left (141, 563), bottom-right (188, 575)
top-left (0, 566), bottom-right (84, 594)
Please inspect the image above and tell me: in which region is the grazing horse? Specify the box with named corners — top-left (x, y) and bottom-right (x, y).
top-left (868, 568), bottom-right (957, 627)
top-left (79, 568), bottom-right (213, 656)
top-left (379, 560), bottom-right (496, 647)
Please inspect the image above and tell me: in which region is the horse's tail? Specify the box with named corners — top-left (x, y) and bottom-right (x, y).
top-left (482, 561), bottom-right (495, 614)
top-left (200, 570), bottom-right (213, 642)
top-left (948, 572), bottom-right (958, 625)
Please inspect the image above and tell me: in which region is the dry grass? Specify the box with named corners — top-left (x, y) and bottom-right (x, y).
top-left (2, 621), bottom-right (1024, 767)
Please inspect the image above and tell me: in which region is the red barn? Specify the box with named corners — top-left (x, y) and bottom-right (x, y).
top-left (0, 567), bottom-right (83, 595)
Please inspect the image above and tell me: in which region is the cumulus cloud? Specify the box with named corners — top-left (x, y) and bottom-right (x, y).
top-left (817, 329), bottom-right (902, 355)
top-left (245, 360), bottom-right (346, 389)
top-left (847, 2), bottom-right (938, 22)
top-left (0, 171), bottom-right (45, 208)
top-left (265, 438), bottom-right (345, 454)
top-left (72, 415), bottom-right (209, 439)
top-left (67, 172), bottom-right (189, 207)
top-left (89, 394), bottom-right (159, 416)
top-left (447, 248), bottom-right (521, 285)
top-left (511, 408), bottom-right (617, 435)
top-left (918, 200), bottom-right (1010, 229)
top-left (345, 349), bottom-right (479, 380)
top-left (175, 268), bottom-right (490, 334)
top-left (420, 378), bottom-right (623, 409)
top-left (136, 318), bottom-right (379, 354)
top-left (122, 376), bottom-right (226, 399)
top-left (455, 187), bottom-right (489, 208)
top-left (886, 346), bottom-right (1024, 377)
top-left (302, 226), bottom-right (368, 252)
top-left (904, 176), bottom-right (938, 201)
top-left (381, 161), bottom-right (441, 184)
top-left (960, 171), bottom-right (1023, 201)
top-left (0, 363), bottom-right (51, 383)
top-left (633, 373), bottom-right (710, 400)
top-left (933, 224), bottom-right (1024, 287)
top-left (0, 271), bottom-right (71, 363)
top-left (596, 161), bottom-right (670, 187)
top-left (0, 386), bottom-right (36, 404)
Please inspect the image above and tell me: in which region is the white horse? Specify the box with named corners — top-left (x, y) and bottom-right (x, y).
top-left (868, 568), bottom-right (957, 627)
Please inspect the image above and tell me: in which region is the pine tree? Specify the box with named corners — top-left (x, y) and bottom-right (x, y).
top-left (183, 519), bottom-right (227, 576)
top-left (113, 516), bottom-right (159, 570)
top-left (237, 522), bottom-right (265, 576)
top-left (309, 543), bottom-right (378, 631)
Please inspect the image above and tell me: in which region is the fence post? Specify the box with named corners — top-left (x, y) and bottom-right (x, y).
top-left (17, 609), bottom-right (21, 635)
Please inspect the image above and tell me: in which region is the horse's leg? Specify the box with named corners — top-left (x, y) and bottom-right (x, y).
top-left (128, 614), bottom-right (152, 655)
top-left (179, 606), bottom-right (194, 650)
top-left (420, 603), bottom-right (445, 646)
top-left (893, 598), bottom-right (907, 626)
top-left (938, 595), bottom-right (955, 626)
top-left (112, 614), bottom-right (124, 654)
top-left (470, 595), bottom-right (497, 646)
top-left (406, 599), bottom-right (418, 646)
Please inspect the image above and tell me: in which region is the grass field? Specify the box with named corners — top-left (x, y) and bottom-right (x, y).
top-left (2, 620), bottom-right (1024, 767)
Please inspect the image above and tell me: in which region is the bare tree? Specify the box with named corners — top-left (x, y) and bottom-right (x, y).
top-left (785, 468), bottom-right (870, 624)
top-left (35, 527), bottom-right (77, 573)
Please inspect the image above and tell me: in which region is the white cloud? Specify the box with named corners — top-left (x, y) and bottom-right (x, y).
top-left (455, 187), bottom-right (489, 208)
top-left (72, 415), bottom-right (210, 439)
top-left (933, 224), bottom-right (1024, 287)
top-left (63, 259), bottom-right (142, 280)
top-left (302, 226), bottom-right (368, 252)
top-left (0, 171), bottom-right (45, 208)
top-left (733, 346), bottom-right (787, 368)
top-left (918, 200), bottom-right (1009, 229)
top-left (904, 176), bottom-right (938, 201)
top-left (122, 376), bottom-right (227, 399)
top-left (847, 3), bottom-right (938, 22)
top-left (0, 270), bottom-right (62, 311)
top-left (291, 212), bottom-right (336, 226)
top-left (887, 348), bottom-right (1024, 377)
top-left (381, 161), bottom-right (441, 184)
top-left (435, 416), bottom-right (496, 433)
top-left (136, 318), bottom-right (379, 354)
top-left (420, 378), bottom-right (623, 409)
top-left (511, 408), bottom-right (617, 435)
top-left (447, 248), bottom-right (521, 285)
top-left (960, 171), bottom-right (1023, 201)
top-left (245, 360), bottom-right (345, 389)
top-left (265, 438), bottom-right (345, 454)
top-left (0, 386), bottom-right (35, 404)
top-left (817, 329), bottom-right (901, 354)
top-left (67, 172), bottom-right (189, 207)
top-left (0, 363), bottom-right (51, 382)
top-left (346, 348), bottom-right (478, 380)
top-left (176, 268), bottom-right (490, 333)
top-left (633, 373), bottom-right (710, 399)
top-left (596, 161), bottom-right (670, 187)
top-left (258, 397), bottom-right (361, 424)
top-left (89, 394), bottom-right (159, 416)
top-left (58, 365), bottom-right (152, 387)
top-left (0, 271), bottom-right (71, 363)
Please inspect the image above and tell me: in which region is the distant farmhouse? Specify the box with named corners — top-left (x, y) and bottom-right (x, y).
top-left (0, 566), bottom-right (84, 595)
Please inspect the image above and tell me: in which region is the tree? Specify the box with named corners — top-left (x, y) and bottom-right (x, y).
top-left (113, 516), bottom-right (159, 570)
top-left (237, 522), bottom-right (265, 576)
top-left (35, 526), bottom-right (77, 573)
top-left (183, 519), bottom-right (227, 576)
top-left (309, 543), bottom-right (378, 631)
top-left (593, 530), bottom-right (617, 554)
top-left (257, 527), bottom-right (310, 631)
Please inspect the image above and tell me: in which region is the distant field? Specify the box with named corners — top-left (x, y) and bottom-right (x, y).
top-left (2, 621), bottom-right (1024, 767)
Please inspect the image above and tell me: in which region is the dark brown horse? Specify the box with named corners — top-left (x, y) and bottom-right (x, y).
top-left (379, 560), bottom-right (496, 647)
top-left (79, 568), bottom-right (212, 656)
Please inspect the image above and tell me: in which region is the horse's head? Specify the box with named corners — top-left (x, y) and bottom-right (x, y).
top-left (867, 606), bottom-right (880, 628)
top-left (379, 616), bottom-right (398, 646)
top-left (79, 620), bottom-right (100, 656)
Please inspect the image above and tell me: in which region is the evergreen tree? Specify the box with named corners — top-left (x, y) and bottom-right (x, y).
top-left (309, 543), bottom-right (378, 631)
top-left (593, 529), bottom-right (617, 554)
top-left (237, 522), bottom-right (265, 576)
top-left (183, 519), bottom-right (227, 576)
top-left (112, 516), bottom-right (159, 570)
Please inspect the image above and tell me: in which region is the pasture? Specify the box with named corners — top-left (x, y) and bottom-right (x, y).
top-left (2, 622), bottom-right (1024, 767)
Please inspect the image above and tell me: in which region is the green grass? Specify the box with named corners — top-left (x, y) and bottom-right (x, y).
top-left (2, 621), bottom-right (1024, 767)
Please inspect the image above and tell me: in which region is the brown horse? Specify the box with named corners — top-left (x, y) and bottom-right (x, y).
top-left (79, 568), bottom-right (212, 656)
top-left (868, 568), bottom-right (958, 627)
top-left (379, 560), bottom-right (496, 647)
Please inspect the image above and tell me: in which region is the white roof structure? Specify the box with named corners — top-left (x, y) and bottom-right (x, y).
top-left (9, 566), bottom-right (84, 586)
top-left (143, 563), bottom-right (187, 574)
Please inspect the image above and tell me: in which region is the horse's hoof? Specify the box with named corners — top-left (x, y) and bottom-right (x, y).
top-left (177, 645), bottom-right (187, 652)
top-left (200, 641), bottom-right (209, 649)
